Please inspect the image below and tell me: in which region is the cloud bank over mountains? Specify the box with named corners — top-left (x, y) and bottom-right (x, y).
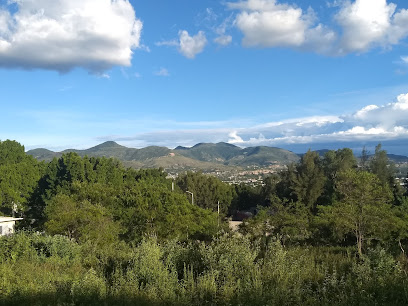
top-left (105, 93), bottom-right (408, 153)
top-left (0, 0), bottom-right (142, 73)
top-left (228, 93), bottom-right (408, 146)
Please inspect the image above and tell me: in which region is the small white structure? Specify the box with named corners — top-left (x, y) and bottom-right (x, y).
top-left (0, 217), bottom-right (23, 236)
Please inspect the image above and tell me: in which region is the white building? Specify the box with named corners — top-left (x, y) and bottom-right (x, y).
top-left (0, 217), bottom-right (23, 236)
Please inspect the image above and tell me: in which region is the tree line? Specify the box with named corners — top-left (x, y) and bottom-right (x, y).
top-left (1, 139), bottom-right (408, 305)
top-left (1, 140), bottom-right (408, 254)
top-left (0, 140), bottom-right (229, 244)
top-left (237, 145), bottom-right (408, 257)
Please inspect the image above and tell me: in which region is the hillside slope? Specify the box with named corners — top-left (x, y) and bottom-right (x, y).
top-left (175, 142), bottom-right (300, 166)
top-left (27, 141), bottom-right (301, 169)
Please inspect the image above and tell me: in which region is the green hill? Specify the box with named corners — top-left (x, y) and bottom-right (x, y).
top-left (128, 146), bottom-right (172, 161)
top-left (380, 154), bottom-right (408, 163)
top-left (122, 154), bottom-right (237, 173)
top-left (26, 148), bottom-right (60, 161)
top-left (33, 141), bottom-right (171, 162)
top-left (175, 143), bottom-right (299, 166)
top-left (174, 142), bottom-right (243, 162)
top-left (61, 141), bottom-right (131, 160)
top-left (27, 141), bottom-right (301, 170)
top-left (234, 146), bottom-right (300, 166)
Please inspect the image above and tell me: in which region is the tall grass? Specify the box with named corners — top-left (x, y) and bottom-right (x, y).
top-left (0, 232), bottom-right (407, 305)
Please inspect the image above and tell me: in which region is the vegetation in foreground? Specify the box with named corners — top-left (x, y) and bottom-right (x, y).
top-left (1, 232), bottom-right (408, 306)
top-left (1, 139), bottom-right (408, 305)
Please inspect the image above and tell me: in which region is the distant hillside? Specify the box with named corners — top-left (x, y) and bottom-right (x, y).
top-left (122, 155), bottom-right (238, 173)
top-left (27, 142), bottom-right (408, 174)
top-left (236, 146), bottom-right (300, 166)
top-left (174, 142), bottom-right (243, 163)
top-left (384, 154), bottom-right (408, 163)
top-left (28, 141), bottom-right (172, 162)
top-left (174, 142), bottom-right (300, 166)
top-left (27, 148), bottom-right (61, 161)
top-left (27, 141), bottom-right (300, 170)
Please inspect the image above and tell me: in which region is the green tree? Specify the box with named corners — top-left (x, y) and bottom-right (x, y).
top-left (45, 193), bottom-right (121, 247)
top-left (262, 174), bottom-right (282, 206)
top-left (274, 163), bottom-right (297, 202)
top-left (320, 148), bottom-right (357, 206)
top-left (0, 140), bottom-right (42, 215)
top-left (319, 170), bottom-right (395, 256)
top-left (38, 153), bottom-right (125, 202)
top-left (0, 139), bottom-right (26, 164)
top-left (404, 172), bottom-right (408, 196)
top-left (176, 171), bottom-right (235, 214)
top-left (29, 154), bottom-right (125, 227)
top-left (390, 197), bottom-right (408, 254)
top-left (322, 148), bottom-right (357, 181)
top-left (118, 179), bottom-right (218, 242)
top-left (241, 202), bottom-right (311, 246)
top-left (360, 146), bottom-right (370, 170)
top-left (369, 144), bottom-right (395, 186)
top-left (369, 144), bottom-right (405, 205)
top-left (292, 150), bottom-right (326, 213)
top-left (231, 183), bottom-right (263, 212)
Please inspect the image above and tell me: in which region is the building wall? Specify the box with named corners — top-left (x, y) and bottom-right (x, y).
top-left (0, 221), bottom-right (16, 236)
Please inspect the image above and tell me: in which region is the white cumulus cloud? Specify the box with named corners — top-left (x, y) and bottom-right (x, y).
top-left (157, 30), bottom-right (208, 59)
top-left (179, 30), bottom-right (208, 59)
top-left (393, 93), bottom-right (408, 110)
top-left (228, 131), bottom-right (244, 143)
top-left (335, 0), bottom-right (408, 53)
top-left (228, 0), bottom-right (314, 48)
top-left (349, 93), bottom-right (408, 130)
top-left (0, 0), bottom-right (143, 73)
top-left (228, 0), bottom-right (408, 55)
top-left (354, 105), bottom-right (380, 119)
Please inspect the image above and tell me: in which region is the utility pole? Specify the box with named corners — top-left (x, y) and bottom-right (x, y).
top-left (12, 202), bottom-right (17, 218)
top-left (186, 191), bottom-right (194, 205)
top-left (217, 201), bottom-right (220, 229)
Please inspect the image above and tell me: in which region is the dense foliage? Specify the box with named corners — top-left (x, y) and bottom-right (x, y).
top-left (1, 232), bottom-right (408, 305)
top-left (1, 139), bottom-right (408, 305)
top-left (1, 142), bottom-right (219, 243)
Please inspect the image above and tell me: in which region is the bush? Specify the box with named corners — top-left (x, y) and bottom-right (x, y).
top-left (71, 269), bottom-right (107, 305)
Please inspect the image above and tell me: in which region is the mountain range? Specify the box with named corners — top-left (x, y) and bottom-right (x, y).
top-left (27, 141), bottom-right (408, 172)
top-left (27, 141), bottom-right (300, 171)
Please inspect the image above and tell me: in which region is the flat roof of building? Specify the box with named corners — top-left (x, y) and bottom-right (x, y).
top-left (0, 217), bottom-right (23, 223)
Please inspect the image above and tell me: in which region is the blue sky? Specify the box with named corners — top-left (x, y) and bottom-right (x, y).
top-left (1, 0), bottom-right (408, 154)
